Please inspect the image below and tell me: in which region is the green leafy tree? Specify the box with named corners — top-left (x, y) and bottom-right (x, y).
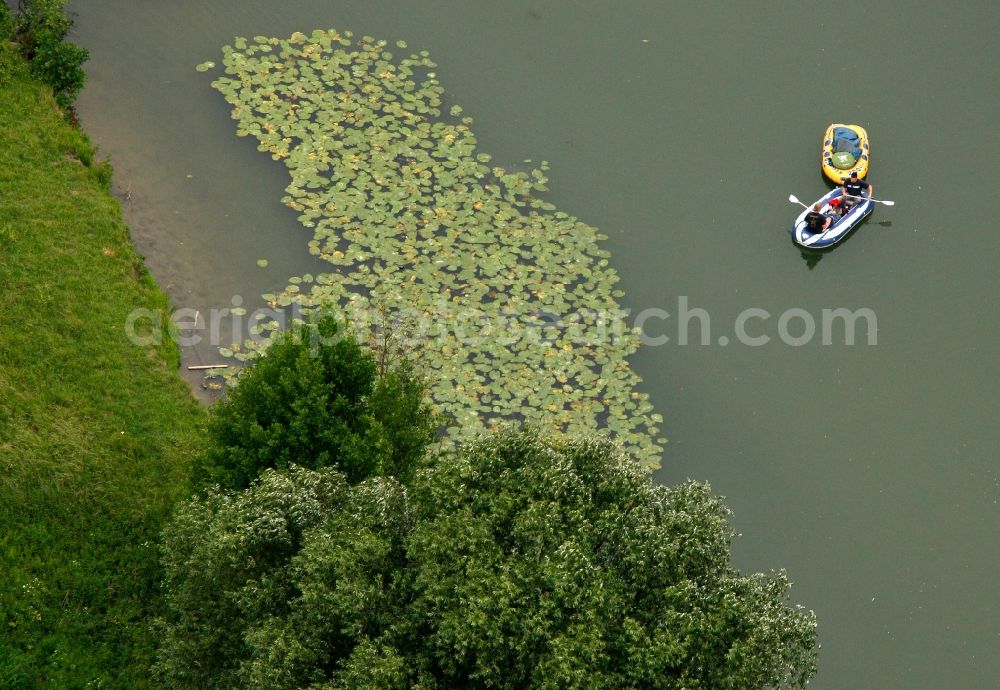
top-left (161, 429), bottom-right (817, 689)
top-left (29, 27), bottom-right (87, 108)
top-left (194, 316), bottom-right (438, 489)
top-left (8, 0), bottom-right (88, 109)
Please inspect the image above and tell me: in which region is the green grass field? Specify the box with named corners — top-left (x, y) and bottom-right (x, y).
top-left (0, 44), bottom-right (205, 687)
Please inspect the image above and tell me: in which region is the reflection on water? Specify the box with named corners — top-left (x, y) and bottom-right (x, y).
top-left (800, 249), bottom-right (823, 270)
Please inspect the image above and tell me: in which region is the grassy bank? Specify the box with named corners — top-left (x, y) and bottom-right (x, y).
top-left (0, 43), bottom-right (205, 687)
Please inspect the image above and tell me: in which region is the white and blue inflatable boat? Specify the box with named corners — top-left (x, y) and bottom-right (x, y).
top-left (791, 188), bottom-right (873, 249)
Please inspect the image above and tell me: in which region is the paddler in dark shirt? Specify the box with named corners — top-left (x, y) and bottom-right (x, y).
top-left (841, 170), bottom-right (873, 210)
top-left (805, 202), bottom-right (832, 233)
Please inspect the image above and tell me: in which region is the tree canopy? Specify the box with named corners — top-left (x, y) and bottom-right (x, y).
top-left (193, 316), bottom-right (438, 489)
top-left (160, 429), bottom-right (817, 689)
top-left (4, 0), bottom-right (89, 109)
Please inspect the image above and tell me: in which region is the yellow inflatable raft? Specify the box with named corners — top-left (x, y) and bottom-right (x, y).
top-left (822, 124), bottom-right (869, 183)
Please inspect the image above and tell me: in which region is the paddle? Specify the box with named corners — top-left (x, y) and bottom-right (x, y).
top-left (788, 194), bottom-right (810, 209)
top-left (843, 194), bottom-right (895, 206)
top-left (789, 193), bottom-right (895, 208)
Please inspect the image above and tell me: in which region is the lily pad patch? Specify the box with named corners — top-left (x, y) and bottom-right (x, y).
top-left (207, 29), bottom-right (664, 467)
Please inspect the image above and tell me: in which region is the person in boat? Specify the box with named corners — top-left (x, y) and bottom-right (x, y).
top-left (829, 196), bottom-right (845, 217)
top-left (841, 170), bottom-right (873, 210)
top-left (805, 202), bottom-right (832, 233)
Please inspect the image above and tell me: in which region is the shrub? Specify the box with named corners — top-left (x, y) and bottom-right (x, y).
top-left (193, 316), bottom-right (439, 490)
top-left (29, 26), bottom-right (87, 108)
top-left (8, 0), bottom-right (88, 109)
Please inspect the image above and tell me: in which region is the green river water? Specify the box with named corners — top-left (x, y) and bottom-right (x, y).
top-left (69, 1), bottom-right (998, 686)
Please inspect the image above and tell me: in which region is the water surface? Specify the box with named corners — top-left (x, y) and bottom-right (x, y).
top-left (70, 1), bottom-right (999, 686)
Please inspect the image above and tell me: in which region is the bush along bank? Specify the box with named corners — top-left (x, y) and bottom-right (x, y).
top-left (2, 0), bottom-right (89, 111)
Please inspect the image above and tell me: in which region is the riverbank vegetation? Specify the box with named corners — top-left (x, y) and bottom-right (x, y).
top-left (1, 0), bottom-right (88, 110)
top-left (0, 39), bottom-right (204, 687)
